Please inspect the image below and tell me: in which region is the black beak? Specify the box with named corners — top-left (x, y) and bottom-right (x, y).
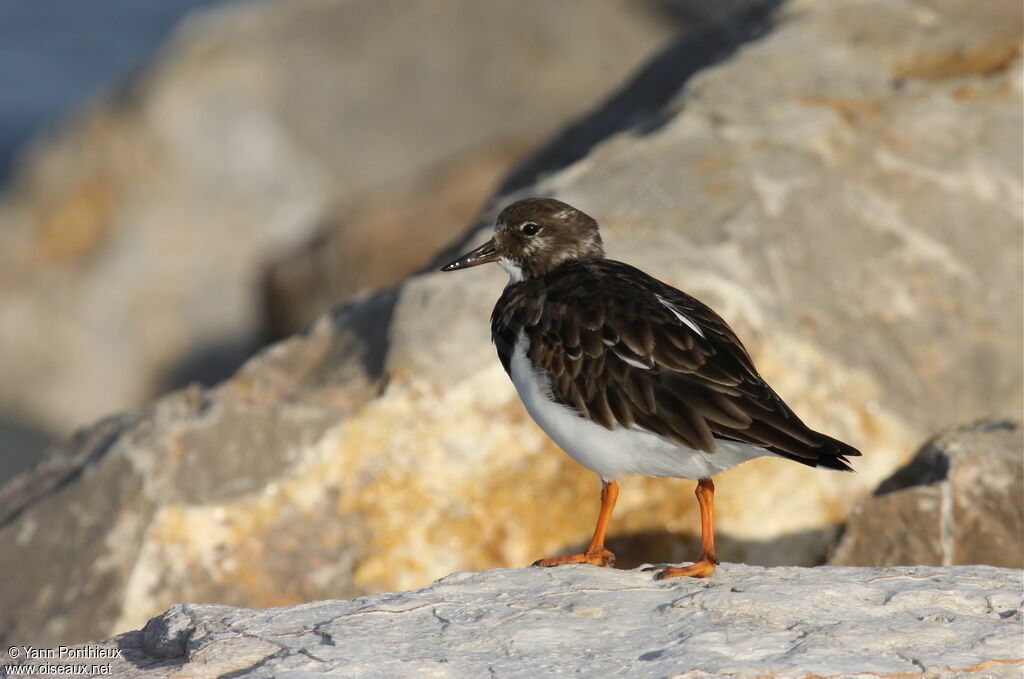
top-left (440, 238), bottom-right (500, 271)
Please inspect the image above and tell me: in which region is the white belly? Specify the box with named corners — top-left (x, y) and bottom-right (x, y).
top-left (509, 335), bottom-right (772, 481)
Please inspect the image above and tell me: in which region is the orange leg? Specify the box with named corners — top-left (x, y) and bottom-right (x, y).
top-left (533, 480), bottom-right (618, 568)
top-left (649, 477), bottom-right (719, 579)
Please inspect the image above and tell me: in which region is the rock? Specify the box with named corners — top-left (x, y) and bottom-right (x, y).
top-left (0, 304), bottom-right (386, 645)
top-left (5, 565), bottom-right (1022, 678)
top-left (262, 141), bottom-right (530, 339)
top-left (830, 420), bottom-right (1024, 568)
top-left (1, 0), bottom-right (1021, 649)
top-left (0, 0), bottom-right (680, 441)
top-left (140, 605), bottom-right (196, 660)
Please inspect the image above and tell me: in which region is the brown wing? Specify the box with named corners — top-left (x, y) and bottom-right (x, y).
top-left (494, 260), bottom-right (859, 470)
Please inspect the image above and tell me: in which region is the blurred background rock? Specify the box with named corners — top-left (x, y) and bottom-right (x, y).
top-left (0, 0), bottom-right (223, 482)
top-left (0, 0), bottom-right (1020, 649)
top-left (0, 0), bottom-right (690, 477)
top-left (830, 419), bottom-right (1023, 569)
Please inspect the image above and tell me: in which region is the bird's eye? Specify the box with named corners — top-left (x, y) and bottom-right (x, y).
top-left (521, 223), bottom-right (540, 236)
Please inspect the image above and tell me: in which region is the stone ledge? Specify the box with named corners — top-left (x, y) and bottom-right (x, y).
top-left (6, 564), bottom-right (1020, 678)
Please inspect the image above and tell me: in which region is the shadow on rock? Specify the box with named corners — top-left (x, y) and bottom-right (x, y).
top-left (0, 414), bottom-right (53, 490)
top-left (430, 0), bottom-right (785, 271)
top-left (562, 525), bottom-right (844, 571)
top-left (158, 337), bottom-right (265, 394)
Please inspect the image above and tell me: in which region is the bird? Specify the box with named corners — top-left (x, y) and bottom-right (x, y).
top-left (440, 197), bottom-right (860, 578)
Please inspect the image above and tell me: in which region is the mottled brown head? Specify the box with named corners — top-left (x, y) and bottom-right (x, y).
top-left (441, 198), bottom-right (604, 282)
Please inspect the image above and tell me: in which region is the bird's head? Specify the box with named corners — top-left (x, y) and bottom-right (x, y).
top-left (441, 198), bottom-right (604, 283)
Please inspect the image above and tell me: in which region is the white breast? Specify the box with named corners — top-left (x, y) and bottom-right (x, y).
top-left (508, 334), bottom-right (771, 481)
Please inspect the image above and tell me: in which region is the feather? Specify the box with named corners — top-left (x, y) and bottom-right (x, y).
top-left (489, 258), bottom-right (861, 470)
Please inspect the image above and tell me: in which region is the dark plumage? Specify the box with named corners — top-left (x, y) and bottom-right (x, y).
top-left (491, 259), bottom-right (858, 471)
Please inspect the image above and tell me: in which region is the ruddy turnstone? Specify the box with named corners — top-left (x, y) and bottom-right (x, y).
top-left (441, 197), bottom-right (860, 578)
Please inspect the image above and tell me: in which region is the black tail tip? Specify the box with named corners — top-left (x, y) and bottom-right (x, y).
top-left (817, 438), bottom-right (861, 472)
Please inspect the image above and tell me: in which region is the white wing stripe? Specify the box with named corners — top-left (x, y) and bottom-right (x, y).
top-left (617, 353), bottom-right (652, 370)
top-left (656, 294), bottom-right (706, 339)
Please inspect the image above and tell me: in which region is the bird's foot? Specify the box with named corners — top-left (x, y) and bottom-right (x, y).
top-left (532, 547), bottom-right (615, 568)
top-left (644, 552), bottom-right (719, 579)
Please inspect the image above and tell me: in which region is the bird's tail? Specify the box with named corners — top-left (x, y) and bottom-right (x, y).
top-left (803, 432), bottom-right (860, 472)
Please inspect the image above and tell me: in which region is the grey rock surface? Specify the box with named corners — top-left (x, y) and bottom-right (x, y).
top-left (0, 0), bottom-right (680, 440)
top-left (5, 564), bottom-right (1022, 678)
top-left (831, 420), bottom-right (1024, 569)
top-left (0, 314), bottom-right (376, 646)
top-left (0, 0), bottom-right (1020, 650)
